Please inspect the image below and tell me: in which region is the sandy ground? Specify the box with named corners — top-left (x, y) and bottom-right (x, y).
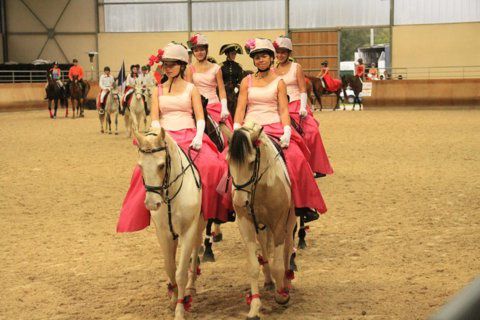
top-left (0, 108), bottom-right (479, 320)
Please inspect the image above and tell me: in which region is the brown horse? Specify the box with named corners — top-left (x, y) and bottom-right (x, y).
top-left (306, 76), bottom-right (343, 111)
top-left (68, 75), bottom-right (90, 119)
top-left (341, 74), bottom-right (363, 111)
top-left (46, 72), bottom-right (68, 119)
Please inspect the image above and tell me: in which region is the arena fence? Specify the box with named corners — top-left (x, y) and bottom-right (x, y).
top-left (0, 70), bottom-right (97, 84)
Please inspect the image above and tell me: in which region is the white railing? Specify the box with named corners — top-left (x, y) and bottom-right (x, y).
top-left (0, 70), bottom-right (98, 83)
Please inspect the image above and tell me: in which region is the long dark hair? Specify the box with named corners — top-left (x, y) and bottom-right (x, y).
top-left (229, 129), bottom-right (253, 165)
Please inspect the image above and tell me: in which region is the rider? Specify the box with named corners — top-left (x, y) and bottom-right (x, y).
top-left (235, 38), bottom-right (327, 222)
top-left (121, 64), bottom-right (140, 115)
top-left (355, 58), bottom-right (365, 81)
top-left (273, 36), bottom-right (333, 178)
top-left (317, 60), bottom-right (342, 92)
top-left (367, 62), bottom-right (379, 80)
top-left (186, 33), bottom-right (232, 129)
top-left (45, 61), bottom-right (66, 99)
top-left (220, 43), bottom-right (244, 117)
top-left (140, 65), bottom-right (156, 115)
top-left (68, 58), bottom-right (86, 96)
top-left (117, 42), bottom-right (230, 233)
top-left (97, 66), bottom-right (115, 111)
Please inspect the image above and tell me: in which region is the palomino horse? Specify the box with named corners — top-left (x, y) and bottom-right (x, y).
top-left (125, 84), bottom-right (147, 137)
top-left (68, 75), bottom-right (90, 119)
top-left (221, 121), bottom-right (296, 320)
top-left (98, 84), bottom-right (120, 134)
top-left (46, 72), bottom-right (67, 119)
top-left (341, 74), bottom-right (363, 110)
top-left (134, 127), bottom-right (205, 320)
top-left (306, 75), bottom-right (343, 111)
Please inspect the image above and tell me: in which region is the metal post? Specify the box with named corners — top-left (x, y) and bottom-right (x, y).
top-left (390, 0), bottom-right (394, 68)
top-left (187, 0), bottom-right (192, 36)
top-left (1, 0), bottom-right (8, 62)
top-left (370, 28), bottom-right (374, 46)
top-left (95, 0), bottom-right (100, 81)
top-left (285, 0), bottom-right (289, 36)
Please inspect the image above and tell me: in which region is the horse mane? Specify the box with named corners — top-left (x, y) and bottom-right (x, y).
top-left (229, 129), bottom-right (253, 165)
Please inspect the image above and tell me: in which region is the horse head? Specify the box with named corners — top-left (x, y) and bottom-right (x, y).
top-left (134, 84), bottom-right (143, 100)
top-left (134, 127), bottom-right (168, 211)
top-left (225, 121), bottom-right (264, 208)
top-left (111, 84), bottom-right (120, 102)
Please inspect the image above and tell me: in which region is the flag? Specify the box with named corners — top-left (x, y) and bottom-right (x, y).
top-left (117, 61), bottom-right (126, 92)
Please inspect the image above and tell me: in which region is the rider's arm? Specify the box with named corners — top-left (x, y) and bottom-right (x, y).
top-left (191, 86), bottom-right (204, 121)
top-left (277, 80), bottom-right (291, 127)
top-left (233, 77), bottom-right (249, 128)
top-left (78, 66), bottom-right (84, 80)
top-left (216, 67), bottom-right (227, 101)
top-left (296, 64), bottom-right (307, 94)
top-left (151, 86), bottom-right (160, 127)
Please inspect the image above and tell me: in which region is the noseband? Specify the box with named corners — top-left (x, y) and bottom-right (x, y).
top-left (138, 133), bottom-right (201, 240)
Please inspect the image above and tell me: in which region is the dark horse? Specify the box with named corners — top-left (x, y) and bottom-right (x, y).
top-left (341, 74), bottom-right (363, 111)
top-left (306, 75), bottom-right (343, 111)
top-left (68, 75), bottom-right (90, 119)
top-left (46, 72), bottom-right (68, 119)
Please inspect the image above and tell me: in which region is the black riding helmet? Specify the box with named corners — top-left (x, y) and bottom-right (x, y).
top-left (104, 66), bottom-right (110, 72)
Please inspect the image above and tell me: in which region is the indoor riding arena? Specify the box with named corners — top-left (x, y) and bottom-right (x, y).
top-left (1, 1), bottom-right (479, 320)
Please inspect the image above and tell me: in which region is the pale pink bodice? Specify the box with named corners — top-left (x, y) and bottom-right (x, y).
top-left (245, 75), bottom-right (281, 126)
top-left (278, 62), bottom-right (300, 102)
top-left (191, 64), bottom-right (220, 104)
top-left (158, 82), bottom-right (196, 131)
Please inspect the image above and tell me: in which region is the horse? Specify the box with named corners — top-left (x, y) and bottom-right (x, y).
top-left (133, 127), bottom-right (205, 320)
top-left (341, 74), bottom-right (363, 111)
top-left (220, 121), bottom-right (296, 319)
top-left (125, 84), bottom-right (147, 137)
top-left (46, 72), bottom-right (68, 119)
top-left (68, 75), bottom-right (90, 119)
top-left (98, 84), bottom-right (120, 135)
top-left (306, 75), bottom-right (343, 111)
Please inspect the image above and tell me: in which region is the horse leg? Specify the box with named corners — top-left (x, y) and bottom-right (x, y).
top-left (174, 224), bottom-right (198, 320)
top-left (272, 242), bottom-right (290, 305)
top-left (237, 214), bottom-right (262, 320)
top-left (202, 219), bottom-right (215, 262)
top-left (284, 207), bottom-right (297, 291)
top-left (48, 100), bottom-right (53, 118)
top-left (186, 218), bottom-right (206, 297)
top-left (71, 99), bottom-right (76, 119)
top-left (107, 113), bottom-right (112, 134)
top-left (298, 216), bottom-right (307, 249)
top-left (114, 111), bottom-right (119, 135)
top-left (212, 223), bottom-right (223, 242)
top-left (257, 229), bottom-right (274, 291)
top-left (152, 214), bottom-right (178, 310)
top-left (99, 112), bottom-right (105, 134)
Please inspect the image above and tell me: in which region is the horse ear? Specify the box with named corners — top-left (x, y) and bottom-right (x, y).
top-left (132, 125), bottom-right (146, 146)
top-left (156, 127), bottom-right (166, 144)
top-left (219, 122), bottom-right (232, 142)
top-left (250, 123), bottom-right (263, 142)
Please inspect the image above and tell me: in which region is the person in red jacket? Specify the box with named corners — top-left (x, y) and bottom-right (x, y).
top-left (68, 58), bottom-right (86, 96)
top-left (355, 58), bottom-right (365, 81)
top-left (317, 61), bottom-right (342, 92)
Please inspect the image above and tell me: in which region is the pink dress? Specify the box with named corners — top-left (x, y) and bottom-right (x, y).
top-left (244, 75), bottom-right (327, 213)
top-left (278, 63), bottom-right (333, 175)
top-left (117, 83), bottom-right (230, 233)
top-left (191, 64), bottom-right (233, 129)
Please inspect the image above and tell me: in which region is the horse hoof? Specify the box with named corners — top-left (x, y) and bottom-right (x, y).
top-left (109, 132), bottom-right (112, 135)
top-left (264, 282), bottom-right (275, 291)
top-left (101, 130), bottom-right (104, 134)
top-left (115, 132), bottom-right (118, 135)
top-left (246, 316), bottom-right (261, 320)
top-left (202, 248), bottom-right (215, 263)
top-left (298, 238), bottom-right (307, 250)
top-left (212, 233), bottom-right (223, 242)
top-left (274, 292), bottom-right (290, 305)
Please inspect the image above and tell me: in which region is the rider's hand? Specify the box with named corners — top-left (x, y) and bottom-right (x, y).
top-left (220, 99), bottom-right (230, 121)
top-left (280, 125), bottom-right (291, 148)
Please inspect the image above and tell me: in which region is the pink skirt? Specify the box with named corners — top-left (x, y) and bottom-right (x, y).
top-left (206, 101), bottom-right (233, 130)
top-left (263, 122), bottom-right (327, 213)
top-left (289, 100), bottom-right (334, 175)
top-left (117, 128), bottom-right (230, 233)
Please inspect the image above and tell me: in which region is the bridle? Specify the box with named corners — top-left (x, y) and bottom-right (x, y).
top-left (138, 133), bottom-right (201, 240)
top-left (229, 128), bottom-right (279, 233)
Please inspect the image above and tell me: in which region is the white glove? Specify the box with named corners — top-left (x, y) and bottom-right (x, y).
top-left (234, 87), bottom-right (239, 94)
top-left (280, 125), bottom-right (291, 148)
top-left (233, 122), bottom-right (241, 130)
top-left (299, 93), bottom-right (308, 118)
top-left (190, 119), bottom-right (205, 150)
top-left (220, 99), bottom-right (230, 121)
top-left (151, 120), bottom-right (161, 128)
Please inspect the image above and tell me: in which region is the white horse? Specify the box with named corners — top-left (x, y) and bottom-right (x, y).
top-left (134, 128), bottom-right (205, 320)
top-left (221, 121), bottom-right (296, 320)
top-left (125, 84), bottom-right (147, 137)
top-left (98, 84), bottom-right (120, 135)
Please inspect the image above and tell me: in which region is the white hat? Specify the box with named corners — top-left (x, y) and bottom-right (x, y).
top-left (161, 43), bottom-right (189, 64)
top-left (245, 38), bottom-right (275, 57)
top-left (188, 33), bottom-right (208, 48)
top-left (273, 36), bottom-right (293, 51)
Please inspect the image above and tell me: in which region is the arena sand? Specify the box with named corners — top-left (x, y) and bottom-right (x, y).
top-left (0, 109), bottom-right (479, 320)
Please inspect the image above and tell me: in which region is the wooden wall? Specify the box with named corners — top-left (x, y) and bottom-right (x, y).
top-left (291, 30), bottom-right (339, 78)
